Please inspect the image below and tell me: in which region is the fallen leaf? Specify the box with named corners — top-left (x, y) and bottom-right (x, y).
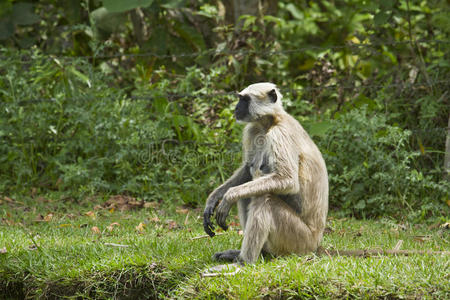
top-left (85, 211), bottom-right (96, 219)
top-left (144, 202), bottom-right (159, 209)
top-left (3, 197), bottom-right (14, 203)
top-left (44, 213), bottom-right (54, 222)
top-left (106, 222), bottom-right (120, 232)
top-left (104, 195), bottom-right (144, 211)
top-left (93, 205), bottom-right (103, 210)
top-left (0, 247), bottom-right (6, 254)
top-left (413, 235), bottom-right (432, 242)
top-left (136, 222), bottom-right (146, 233)
top-left (176, 207), bottom-right (189, 214)
top-left (166, 220), bottom-right (178, 230)
top-left (66, 213), bottom-right (76, 219)
top-left (91, 226), bottom-right (101, 234)
top-left (150, 216), bottom-right (160, 223)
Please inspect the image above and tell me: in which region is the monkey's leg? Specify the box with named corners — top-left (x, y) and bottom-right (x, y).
top-left (237, 198), bottom-right (251, 230)
top-left (266, 197), bottom-right (319, 256)
top-left (239, 195), bottom-right (272, 263)
top-left (212, 198), bottom-right (250, 263)
top-left (213, 249), bottom-right (241, 262)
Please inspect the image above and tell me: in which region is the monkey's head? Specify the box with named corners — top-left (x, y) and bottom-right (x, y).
top-left (235, 82), bottom-right (284, 123)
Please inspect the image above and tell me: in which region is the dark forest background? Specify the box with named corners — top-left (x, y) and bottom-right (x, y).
top-left (0, 0), bottom-right (449, 221)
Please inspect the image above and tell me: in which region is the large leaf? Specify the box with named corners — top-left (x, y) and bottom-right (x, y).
top-left (103, 0), bottom-right (154, 13)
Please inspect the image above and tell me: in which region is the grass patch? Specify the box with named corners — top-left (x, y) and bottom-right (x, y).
top-left (0, 198), bottom-right (448, 299)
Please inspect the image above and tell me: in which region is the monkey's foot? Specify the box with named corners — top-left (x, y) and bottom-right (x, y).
top-left (213, 249), bottom-right (241, 262)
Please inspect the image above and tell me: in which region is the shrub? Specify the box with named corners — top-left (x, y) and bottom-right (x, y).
top-left (322, 106), bottom-right (449, 219)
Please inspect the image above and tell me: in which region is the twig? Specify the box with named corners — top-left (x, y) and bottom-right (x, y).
top-left (190, 232), bottom-right (226, 240)
top-left (104, 243), bottom-right (130, 248)
top-left (201, 263), bottom-right (241, 277)
top-left (393, 240), bottom-right (403, 251)
top-left (317, 247), bottom-right (449, 257)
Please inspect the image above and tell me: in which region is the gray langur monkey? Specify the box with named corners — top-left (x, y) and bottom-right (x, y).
top-left (203, 82), bottom-right (328, 264)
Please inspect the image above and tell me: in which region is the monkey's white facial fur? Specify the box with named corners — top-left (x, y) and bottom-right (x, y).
top-left (235, 82), bottom-right (284, 123)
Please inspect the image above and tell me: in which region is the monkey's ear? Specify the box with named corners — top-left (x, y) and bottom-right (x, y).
top-left (267, 89), bottom-right (277, 103)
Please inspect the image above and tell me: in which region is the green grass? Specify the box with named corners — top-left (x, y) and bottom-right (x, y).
top-left (0, 198), bottom-right (449, 299)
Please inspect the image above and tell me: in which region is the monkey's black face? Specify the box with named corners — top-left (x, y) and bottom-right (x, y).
top-left (235, 94), bottom-right (251, 121)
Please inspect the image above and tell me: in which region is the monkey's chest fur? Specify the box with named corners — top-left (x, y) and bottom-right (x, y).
top-left (245, 136), bottom-right (303, 214)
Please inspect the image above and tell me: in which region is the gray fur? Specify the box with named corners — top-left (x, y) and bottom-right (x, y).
top-left (204, 82), bottom-right (329, 263)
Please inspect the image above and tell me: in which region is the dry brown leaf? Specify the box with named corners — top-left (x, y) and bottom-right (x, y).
top-left (0, 247), bottom-right (7, 254)
top-left (176, 207), bottom-right (189, 214)
top-left (136, 222), bottom-right (146, 233)
top-left (85, 211), bottom-right (96, 219)
top-left (166, 220), bottom-right (178, 230)
top-left (44, 213), bottom-right (54, 222)
top-left (413, 235), bottom-right (432, 242)
top-left (150, 216), bottom-right (160, 223)
top-left (104, 195), bottom-right (144, 211)
top-left (106, 222), bottom-right (120, 232)
top-left (229, 221), bottom-right (240, 227)
top-left (144, 202), bottom-right (159, 209)
top-left (91, 226), bottom-right (101, 234)
top-left (3, 197), bottom-right (14, 203)
top-left (93, 205), bottom-right (103, 210)
top-left (66, 213), bottom-right (76, 219)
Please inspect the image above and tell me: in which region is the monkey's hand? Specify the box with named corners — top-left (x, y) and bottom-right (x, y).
top-left (203, 206), bottom-right (216, 237)
top-left (215, 197), bottom-right (232, 231)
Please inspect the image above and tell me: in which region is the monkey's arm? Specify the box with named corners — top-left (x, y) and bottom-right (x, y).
top-left (203, 165), bottom-right (251, 236)
top-left (216, 151), bottom-right (299, 230)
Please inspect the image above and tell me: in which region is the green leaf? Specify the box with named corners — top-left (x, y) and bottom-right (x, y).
top-left (172, 21), bottom-right (206, 51)
top-left (374, 12), bottom-right (389, 26)
top-left (12, 3), bottom-right (40, 25)
top-left (285, 3), bottom-right (303, 20)
top-left (103, 0), bottom-right (154, 13)
top-left (69, 67), bottom-right (91, 88)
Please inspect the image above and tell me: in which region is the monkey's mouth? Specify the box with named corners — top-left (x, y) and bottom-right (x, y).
top-left (235, 110), bottom-right (247, 121)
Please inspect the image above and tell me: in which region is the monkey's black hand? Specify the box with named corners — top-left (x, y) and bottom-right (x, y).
top-left (215, 199), bottom-right (231, 231)
top-left (203, 206), bottom-right (216, 237)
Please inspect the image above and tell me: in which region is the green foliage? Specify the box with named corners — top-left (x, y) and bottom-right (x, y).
top-left (0, 0), bottom-right (449, 219)
top-left (322, 106), bottom-right (449, 219)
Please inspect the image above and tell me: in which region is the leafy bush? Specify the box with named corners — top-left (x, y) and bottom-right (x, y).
top-left (322, 106), bottom-right (449, 219)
